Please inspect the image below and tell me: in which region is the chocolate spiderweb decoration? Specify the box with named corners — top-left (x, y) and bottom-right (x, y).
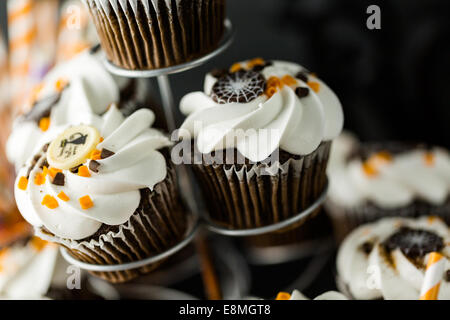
top-left (211, 70), bottom-right (265, 104)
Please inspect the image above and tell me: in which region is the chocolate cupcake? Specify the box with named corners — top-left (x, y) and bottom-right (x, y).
top-left (14, 106), bottom-right (187, 283)
top-left (178, 59), bottom-right (344, 229)
top-left (84, 0), bottom-right (226, 70)
top-left (326, 133), bottom-right (450, 241)
top-left (336, 216), bottom-right (450, 300)
top-left (6, 48), bottom-right (161, 173)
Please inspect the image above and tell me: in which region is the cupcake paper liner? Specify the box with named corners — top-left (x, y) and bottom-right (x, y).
top-left (36, 163), bottom-right (187, 283)
top-left (84, 0), bottom-right (226, 70)
top-left (192, 141), bottom-right (332, 230)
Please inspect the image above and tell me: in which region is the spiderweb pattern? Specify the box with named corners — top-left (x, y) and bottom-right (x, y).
top-left (210, 70), bottom-right (265, 104)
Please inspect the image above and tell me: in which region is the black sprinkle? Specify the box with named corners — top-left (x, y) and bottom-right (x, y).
top-left (446, 270), bottom-right (450, 282)
top-left (296, 71), bottom-right (309, 82)
top-left (360, 241), bottom-right (374, 255)
top-left (89, 160), bottom-right (101, 173)
top-left (295, 87), bottom-right (310, 98)
top-left (101, 149), bottom-right (115, 159)
top-left (52, 172), bottom-right (65, 186)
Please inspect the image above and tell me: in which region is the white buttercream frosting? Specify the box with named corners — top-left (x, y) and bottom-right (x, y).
top-left (337, 216), bottom-right (450, 300)
top-left (0, 239), bottom-right (60, 299)
top-left (289, 290), bottom-right (348, 300)
top-left (179, 60), bottom-right (344, 162)
top-left (14, 106), bottom-right (172, 240)
top-left (6, 50), bottom-right (128, 172)
top-left (327, 134), bottom-right (450, 208)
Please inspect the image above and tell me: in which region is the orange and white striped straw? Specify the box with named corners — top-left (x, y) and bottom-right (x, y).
top-left (420, 252), bottom-right (445, 300)
top-left (7, 0), bottom-right (36, 115)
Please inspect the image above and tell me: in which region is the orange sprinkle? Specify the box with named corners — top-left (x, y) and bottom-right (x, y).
top-left (427, 216), bottom-right (437, 224)
top-left (367, 151), bottom-right (393, 168)
top-left (39, 117), bottom-right (50, 132)
top-left (275, 292), bottom-right (291, 300)
top-left (34, 172), bottom-right (46, 185)
top-left (229, 63), bottom-right (242, 73)
top-left (99, 137), bottom-right (104, 143)
top-left (424, 152), bottom-right (435, 167)
top-left (281, 75), bottom-right (297, 87)
top-left (41, 195), bottom-right (59, 209)
top-left (57, 191), bottom-right (70, 202)
top-left (30, 83), bottom-right (44, 104)
top-left (48, 167), bottom-right (62, 179)
top-left (55, 78), bottom-right (68, 92)
top-left (247, 57), bottom-right (265, 68)
top-left (307, 81), bottom-right (320, 93)
top-left (79, 195), bottom-right (94, 210)
top-left (78, 166), bottom-right (91, 178)
top-left (266, 76), bottom-right (282, 89)
top-left (42, 166), bottom-right (48, 177)
top-left (18, 176), bottom-right (28, 190)
top-left (265, 86), bottom-right (279, 98)
top-left (90, 149), bottom-right (102, 161)
top-left (30, 237), bottom-right (48, 252)
top-left (362, 162), bottom-right (378, 178)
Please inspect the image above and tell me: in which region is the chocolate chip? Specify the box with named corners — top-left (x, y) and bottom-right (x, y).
top-left (446, 270), bottom-right (450, 282)
top-left (210, 68), bottom-right (229, 78)
top-left (382, 227), bottom-right (444, 260)
top-left (70, 164), bottom-right (82, 173)
top-left (101, 148), bottom-right (115, 159)
top-left (52, 172), bottom-right (65, 186)
top-left (360, 241), bottom-right (373, 255)
top-left (89, 160), bottom-right (101, 173)
top-left (295, 86), bottom-right (310, 98)
top-left (296, 71), bottom-right (309, 82)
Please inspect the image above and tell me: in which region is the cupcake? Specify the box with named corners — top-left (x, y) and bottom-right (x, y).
top-left (326, 133), bottom-right (450, 240)
top-left (336, 216), bottom-right (450, 300)
top-left (6, 48), bottom-right (159, 172)
top-left (178, 58), bottom-right (343, 229)
top-left (14, 106), bottom-right (187, 283)
top-left (84, 0), bottom-right (226, 70)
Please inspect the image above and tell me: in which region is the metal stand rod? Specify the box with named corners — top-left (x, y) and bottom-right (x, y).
top-left (157, 75), bottom-right (177, 132)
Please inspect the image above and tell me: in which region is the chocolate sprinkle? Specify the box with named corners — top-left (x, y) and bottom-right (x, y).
top-left (296, 71), bottom-right (309, 83)
top-left (446, 270), bottom-right (450, 282)
top-left (382, 227), bottom-right (444, 260)
top-left (211, 70), bottom-right (266, 104)
top-left (89, 160), bottom-right (101, 173)
top-left (251, 61), bottom-right (272, 72)
top-left (295, 86), bottom-right (310, 98)
top-left (101, 149), bottom-right (115, 159)
top-left (52, 172), bottom-right (65, 186)
top-left (22, 92), bottom-right (62, 124)
top-left (70, 164), bottom-right (82, 174)
top-left (360, 241), bottom-right (374, 255)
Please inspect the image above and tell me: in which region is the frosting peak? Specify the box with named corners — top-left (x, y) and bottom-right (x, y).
top-left (179, 59), bottom-right (343, 162)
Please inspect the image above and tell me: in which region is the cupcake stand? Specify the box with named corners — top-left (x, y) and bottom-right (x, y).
top-left (59, 19), bottom-right (333, 299)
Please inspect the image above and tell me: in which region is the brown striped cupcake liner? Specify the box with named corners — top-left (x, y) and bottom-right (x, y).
top-left (191, 141), bottom-right (332, 231)
top-left (36, 162), bottom-right (187, 283)
top-left (84, 0), bottom-right (226, 70)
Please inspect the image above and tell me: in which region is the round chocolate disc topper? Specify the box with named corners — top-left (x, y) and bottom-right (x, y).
top-left (383, 227), bottom-right (444, 260)
top-left (47, 125), bottom-right (101, 170)
top-left (210, 70), bottom-right (266, 104)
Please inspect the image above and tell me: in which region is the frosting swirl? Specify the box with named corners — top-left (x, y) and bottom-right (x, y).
top-left (337, 216), bottom-right (450, 300)
top-left (14, 106), bottom-right (172, 240)
top-left (327, 134), bottom-right (450, 208)
top-left (7, 50), bottom-right (128, 172)
top-left (179, 59), bottom-right (343, 162)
